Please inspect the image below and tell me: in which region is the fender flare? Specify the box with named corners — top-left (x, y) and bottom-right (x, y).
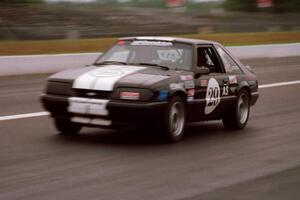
top-left (169, 89), bottom-right (187, 103)
top-left (237, 81), bottom-right (251, 97)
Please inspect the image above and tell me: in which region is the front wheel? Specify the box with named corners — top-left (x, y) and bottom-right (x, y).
top-left (160, 96), bottom-right (186, 142)
top-left (222, 89), bottom-right (250, 130)
top-left (54, 118), bottom-right (82, 135)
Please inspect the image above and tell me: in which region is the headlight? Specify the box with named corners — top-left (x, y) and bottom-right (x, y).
top-left (111, 88), bottom-right (154, 101)
top-left (120, 92), bottom-right (140, 100)
top-left (46, 81), bottom-right (73, 96)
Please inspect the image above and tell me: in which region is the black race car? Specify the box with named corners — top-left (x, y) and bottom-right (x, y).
top-left (41, 37), bottom-right (259, 142)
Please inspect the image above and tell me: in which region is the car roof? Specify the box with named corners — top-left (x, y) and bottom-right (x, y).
top-left (119, 36), bottom-right (222, 46)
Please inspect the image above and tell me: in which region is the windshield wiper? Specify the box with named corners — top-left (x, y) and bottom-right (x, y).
top-left (130, 63), bottom-right (169, 70)
top-left (94, 61), bottom-right (128, 65)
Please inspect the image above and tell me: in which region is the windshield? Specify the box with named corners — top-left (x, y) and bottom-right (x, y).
top-left (95, 40), bottom-right (193, 70)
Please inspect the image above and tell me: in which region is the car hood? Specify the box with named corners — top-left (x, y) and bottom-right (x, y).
top-left (48, 65), bottom-right (189, 91)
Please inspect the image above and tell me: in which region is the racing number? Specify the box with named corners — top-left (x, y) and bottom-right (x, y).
top-left (222, 85), bottom-right (229, 96)
top-left (208, 87), bottom-right (220, 106)
top-left (205, 78), bottom-right (220, 114)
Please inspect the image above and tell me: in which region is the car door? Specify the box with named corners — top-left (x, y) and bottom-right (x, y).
top-left (192, 45), bottom-right (231, 120)
top-left (214, 44), bottom-right (245, 108)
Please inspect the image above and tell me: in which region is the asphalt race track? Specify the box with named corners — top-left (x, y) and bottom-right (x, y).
top-left (0, 57), bottom-right (300, 200)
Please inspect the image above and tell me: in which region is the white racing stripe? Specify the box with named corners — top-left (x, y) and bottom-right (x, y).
top-left (1, 80), bottom-right (300, 122)
top-left (73, 65), bottom-right (145, 91)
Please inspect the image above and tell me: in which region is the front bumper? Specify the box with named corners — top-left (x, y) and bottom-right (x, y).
top-left (41, 94), bottom-right (168, 127)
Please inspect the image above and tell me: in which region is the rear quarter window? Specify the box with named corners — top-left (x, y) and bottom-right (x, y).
top-left (216, 46), bottom-right (242, 74)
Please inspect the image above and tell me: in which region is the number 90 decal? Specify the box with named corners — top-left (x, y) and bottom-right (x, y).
top-left (205, 78), bottom-right (220, 114)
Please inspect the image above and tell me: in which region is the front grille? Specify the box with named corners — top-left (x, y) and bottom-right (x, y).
top-left (74, 89), bottom-right (112, 99)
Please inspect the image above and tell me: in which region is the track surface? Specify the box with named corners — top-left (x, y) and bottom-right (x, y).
top-left (0, 57), bottom-right (300, 200)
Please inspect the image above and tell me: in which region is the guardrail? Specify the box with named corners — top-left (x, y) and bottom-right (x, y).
top-left (0, 43), bottom-right (299, 76)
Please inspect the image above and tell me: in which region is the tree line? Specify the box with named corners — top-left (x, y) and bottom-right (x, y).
top-left (223, 0), bottom-right (300, 12)
top-left (1, 0), bottom-right (299, 13)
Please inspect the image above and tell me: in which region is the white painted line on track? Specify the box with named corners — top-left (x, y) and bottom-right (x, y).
top-left (0, 111), bottom-right (49, 121)
top-left (0, 80), bottom-right (300, 122)
top-left (259, 80), bottom-right (300, 89)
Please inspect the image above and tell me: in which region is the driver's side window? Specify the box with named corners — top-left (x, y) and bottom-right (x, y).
top-left (197, 47), bottom-right (222, 73)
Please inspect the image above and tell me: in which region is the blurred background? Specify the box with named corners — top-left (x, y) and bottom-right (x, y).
top-left (0, 0), bottom-right (299, 55)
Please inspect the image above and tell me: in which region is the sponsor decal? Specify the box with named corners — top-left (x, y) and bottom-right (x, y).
top-left (159, 90), bottom-right (169, 101)
top-left (222, 84), bottom-right (229, 96)
top-left (229, 75), bottom-right (237, 84)
top-left (187, 88), bottom-right (195, 102)
top-left (73, 65), bottom-right (145, 91)
top-left (120, 92), bottom-right (140, 100)
top-left (187, 96), bottom-right (194, 102)
top-left (184, 80), bottom-right (195, 89)
top-left (136, 37), bottom-right (174, 42)
top-left (71, 117), bottom-right (112, 126)
top-left (200, 79), bottom-right (208, 87)
top-left (187, 89), bottom-right (195, 97)
top-left (180, 75), bottom-right (193, 81)
top-left (169, 82), bottom-right (184, 90)
top-left (131, 41), bottom-right (173, 46)
top-left (86, 92), bottom-right (97, 97)
top-left (205, 78), bottom-right (220, 115)
top-left (157, 50), bottom-right (182, 62)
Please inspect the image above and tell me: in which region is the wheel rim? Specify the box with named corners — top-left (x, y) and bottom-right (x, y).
top-left (170, 102), bottom-right (184, 137)
top-left (237, 93), bottom-right (249, 124)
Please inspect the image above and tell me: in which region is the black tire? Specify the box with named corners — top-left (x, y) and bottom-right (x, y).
top-left (54, 118), bottom-right (82, 135)
top-left (159, 96), bottom-right (186, 142)
top-left (222, 89), bottom-right (250, 130)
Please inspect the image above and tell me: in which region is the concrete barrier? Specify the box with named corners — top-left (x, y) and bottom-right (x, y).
top-left (228, 43), bottom-right (300, 59)
top-left (0, 43), bottom-right (299, 76)
top-left (0, 53), bottom-right (100, 76)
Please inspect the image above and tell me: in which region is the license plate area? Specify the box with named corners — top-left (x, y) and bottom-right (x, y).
top-left (68, 97), bottom-right (109, 116)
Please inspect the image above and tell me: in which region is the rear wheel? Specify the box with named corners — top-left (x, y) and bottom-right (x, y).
top-left (160, 96), bottom-right (186, 142)
top-left (222, 89), bottom-right (250, 130)
top-left (54, 118), bottom-right (82, 135)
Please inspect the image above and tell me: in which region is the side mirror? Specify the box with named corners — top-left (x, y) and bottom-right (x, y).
top-left (194, 67), bottom-right (210, 79)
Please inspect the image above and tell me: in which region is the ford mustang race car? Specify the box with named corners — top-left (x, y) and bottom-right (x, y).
top-left (41, 37), bottom-right (259, 142)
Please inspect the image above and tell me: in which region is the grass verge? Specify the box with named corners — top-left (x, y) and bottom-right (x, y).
top-left (0, 32), bottom-right (299, 56)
